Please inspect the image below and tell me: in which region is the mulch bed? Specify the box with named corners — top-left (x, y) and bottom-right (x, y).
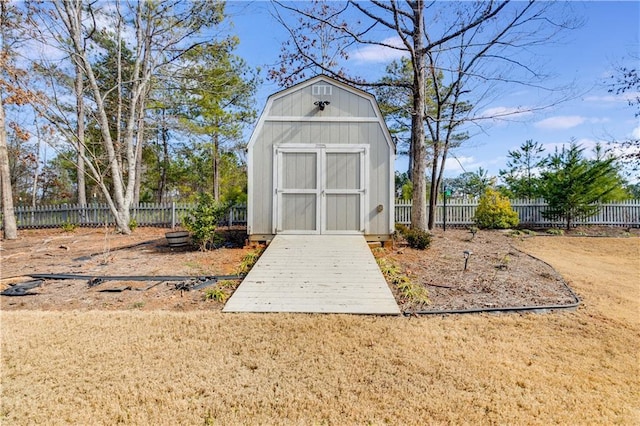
top-left (383, 228), bottom-right (582, 313)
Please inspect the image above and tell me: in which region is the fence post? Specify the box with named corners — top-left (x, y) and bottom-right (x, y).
top-left (172, 202), bottom-right (176, 230)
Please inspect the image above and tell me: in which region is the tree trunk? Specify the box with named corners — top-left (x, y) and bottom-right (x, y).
top-left (31, 120), bottom-right (41, 207)
top-left (427, 145), bottom-right (439, 230)
top-left (157, 112), bottom-right (168, 203)
top-left (133, 98), bottom-right (146, 205)
top-left (74, 60), bottom-right (87, 206)
top-left (0, 98), bottom-right (18, 239)
top-left (409, 0), bottom-right (427, 231)
top-left (133, 142), bottom-right (142, 205)
top-left (213, 133), bottom-right (219, 201)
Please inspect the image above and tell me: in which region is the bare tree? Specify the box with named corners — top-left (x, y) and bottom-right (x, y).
top-left (272, 0), bottom-right (576, 230)
top-left (0, 92), bottom-right (17, 239)
top-left (70, 3), bottom-right (87, 206)
top-left (269, 0), bottom-right (356, 86)
top-left (27, 0), bottom-right (227, 233)
top-left (608, 55), bottom-right (640, 173)
top-left (0, 1), bottom-right (31, 239)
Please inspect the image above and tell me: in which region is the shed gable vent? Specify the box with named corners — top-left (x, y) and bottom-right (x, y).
top-left (312, 84), bottom-right (333, 96)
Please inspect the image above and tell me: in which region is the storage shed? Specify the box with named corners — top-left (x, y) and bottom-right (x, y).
top-left (247, 75), bottom-right (395, 242)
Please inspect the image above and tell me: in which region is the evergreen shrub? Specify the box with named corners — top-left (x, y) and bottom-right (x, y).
top-left (183, 193), bottom-right (227, 251)
top-left (474, 188), bottom-right (519, 229)
top-left (405, 228), bottom-right (432, 250)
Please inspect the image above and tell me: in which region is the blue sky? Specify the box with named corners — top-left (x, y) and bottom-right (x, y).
top-left (226, 1), bottom-right (639, 181)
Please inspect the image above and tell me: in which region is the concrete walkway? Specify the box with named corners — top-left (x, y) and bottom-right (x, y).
top-left (223, 235), bottom-right (400, 314)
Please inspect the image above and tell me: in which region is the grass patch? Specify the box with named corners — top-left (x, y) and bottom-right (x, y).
top-left (546, 228), bottom-right (564, 235)
top-left (60, 222), bottom-right (78, 232)
top-left (203, 280), bottom-right (239, 303)
top-left (2, 303), bottom-right (638, 424)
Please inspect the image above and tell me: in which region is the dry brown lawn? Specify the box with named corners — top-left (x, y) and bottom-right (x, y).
top-left (1, 236), bottom-right (639, 425)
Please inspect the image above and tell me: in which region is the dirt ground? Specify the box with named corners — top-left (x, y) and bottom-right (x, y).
top-left (3, 226), bottom-right (633, 312)
top-left (0, 227), bottom-right (252, 311)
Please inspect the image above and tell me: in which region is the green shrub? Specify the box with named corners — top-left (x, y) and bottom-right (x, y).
top-left (128, 218), bottom-right (138, 232)
top-left (182, 193), bottom-right (228, 251)
top-left (474, 188), bottom-right (519, 229)
top-left (405, 228), bottom-right (432, 250)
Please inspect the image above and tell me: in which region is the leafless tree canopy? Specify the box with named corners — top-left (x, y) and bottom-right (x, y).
top-left (22, 0), bottom-right (229, 234)
top-left (271, 0), bottom-right (577, 229)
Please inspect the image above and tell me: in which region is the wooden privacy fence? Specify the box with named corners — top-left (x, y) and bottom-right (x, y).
top-left (394, 198), bottom-right (640, 227)
top-left (6, 199), bottom-right (640, 230)
top-left (11, 203), bottom-right (247, 230)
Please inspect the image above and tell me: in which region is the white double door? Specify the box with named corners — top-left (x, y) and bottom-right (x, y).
top-left (274, 144), bottom-right (368, 235)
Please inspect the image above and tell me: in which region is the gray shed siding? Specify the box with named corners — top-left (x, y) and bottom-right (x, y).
top-left (269, 83), bottom-right (376, 118)
top-left (248, 76), bottom-right (394, 240)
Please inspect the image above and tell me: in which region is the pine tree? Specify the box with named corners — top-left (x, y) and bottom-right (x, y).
top-left (540, 142), bottom-right (627, 229)
top-left (499, 139), bottom-right (545, 199)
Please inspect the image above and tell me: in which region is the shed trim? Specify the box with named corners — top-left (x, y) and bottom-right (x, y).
top-left (265, 116), bottom-right (380, 122)
top-left (272, 144), bottom-right (369, 236)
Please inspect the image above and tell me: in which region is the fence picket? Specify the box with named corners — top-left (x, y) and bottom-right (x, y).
top-left (4, 199), bottom-right (639, 230)
top-left (394, 198), bottom-right (639, 228)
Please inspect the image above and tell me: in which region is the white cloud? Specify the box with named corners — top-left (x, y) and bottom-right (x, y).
top-left (541, 138), bottom-right (605, 158)
top-left (541, 141), bottom-right (567, 153)
top-left (585, 92), bottom-right (640, 104)
top-left (444, 156), bottom-right (478, 174)
top-left (631, 125), bottom-right (640, 139)
top-left (588, 117), bottom-right (611, 124)
top-left (534, 115), bottom-right (586, 130)
top-left (575, 138), bottom-right (600, 154)
top-left (351, 37), bottom-right (407, 63)
top-left (534, 115), bottom-right (611, 130)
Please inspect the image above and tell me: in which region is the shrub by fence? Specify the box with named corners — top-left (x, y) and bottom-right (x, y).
top-left (4, 199), bottom-right (639, 230)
